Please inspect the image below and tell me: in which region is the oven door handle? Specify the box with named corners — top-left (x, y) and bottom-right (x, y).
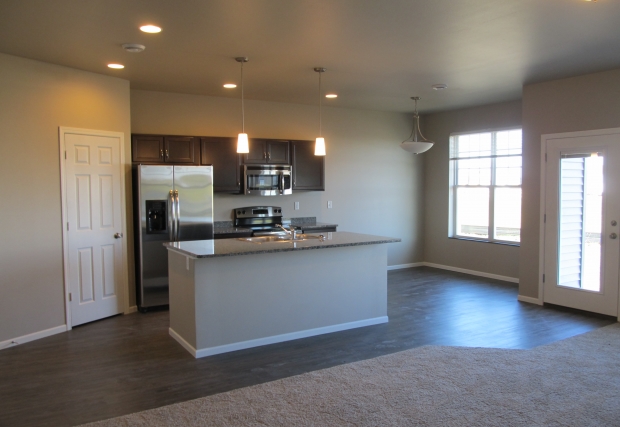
top-left (279, 173), bottom-right (284, 194)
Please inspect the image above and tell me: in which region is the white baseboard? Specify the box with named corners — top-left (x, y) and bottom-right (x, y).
top-left (421, 262), bottom-right (519, 284)
top-left (171, 316), bottom-right (389, 359)
top-left (387, 262), bottom-right (425, 271)
top-left (517, 295), bottom-right (542, 305)
top-left (125, 305), bottom-right (138, 314)
top-left (0, 324), bottom-right (67, 351)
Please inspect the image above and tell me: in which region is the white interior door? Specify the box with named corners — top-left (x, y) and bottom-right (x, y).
top-left (62, 129), bottom-right (126, 326)
top-left (543, 130), bottom-right (620, 317)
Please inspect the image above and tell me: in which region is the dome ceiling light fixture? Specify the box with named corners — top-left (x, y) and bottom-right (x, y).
top-left (235, 57), bottom-right (250, 154)
top-left (432, 83), bottom-right (448, 90)
top-left (314, 67), bottom-right (327, 156)
top-left (400, 96), bottom-right (433, 154)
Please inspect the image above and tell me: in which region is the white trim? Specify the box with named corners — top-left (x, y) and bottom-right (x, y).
top-left (387, 262), bottom-right (425, 271)
top-left (422, 262), bottom-right (519, 283)
top-left (168, 328), bottom-right (197, 357)
top-left (449, 126), bottom-right (522, 138)
top-left (0, 325), bottom-right (67, 351)
top-left (58, 127), bottom-right (129, 329)
top-left (125, 305), bottom-right (138, 314)
top-left (170, 316), bottom-right (389, 359)
top-left (539, 127), bottom-right (620, 310)
top-left (517, 295), bottom-right (542, 305)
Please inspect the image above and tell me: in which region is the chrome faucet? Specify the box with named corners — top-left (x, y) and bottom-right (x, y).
top-left (276, 224), bottom-right (298, 239)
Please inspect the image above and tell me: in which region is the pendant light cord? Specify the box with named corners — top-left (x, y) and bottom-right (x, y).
top-left (241, 60), bottom-right (245, 133)
top-left (318, 70), bottom-right (322, 137)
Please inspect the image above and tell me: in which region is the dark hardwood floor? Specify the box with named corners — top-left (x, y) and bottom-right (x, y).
top-left (0, 267), bottom-right (614, 427)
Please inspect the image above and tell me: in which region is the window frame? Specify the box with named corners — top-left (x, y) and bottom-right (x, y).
top-left (449, 127), bottom-right (522, 246)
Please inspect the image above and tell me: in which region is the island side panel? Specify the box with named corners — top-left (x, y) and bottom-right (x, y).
top-left (168, 250), bottom-right (197, 352)
top-left (192, 244), bottom-right (388, 355)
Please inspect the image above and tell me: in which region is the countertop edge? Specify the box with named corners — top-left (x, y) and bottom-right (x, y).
top-left (165, 233), bottom-right (400, 259)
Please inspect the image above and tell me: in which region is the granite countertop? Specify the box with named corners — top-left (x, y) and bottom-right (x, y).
top-left (165, 231), bottom-right (400, 259)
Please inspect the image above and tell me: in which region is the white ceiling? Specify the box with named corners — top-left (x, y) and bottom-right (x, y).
top-left (1, 0), bottom-right (619, 114)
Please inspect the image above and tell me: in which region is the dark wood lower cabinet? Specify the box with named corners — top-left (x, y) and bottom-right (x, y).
top-left (292, 140), bottom-right (325, 191)
top-left (200, 137), bottom-right (242, 193)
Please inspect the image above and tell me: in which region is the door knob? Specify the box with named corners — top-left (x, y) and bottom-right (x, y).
top-left (114, 233), bottom-right (123, 239)
top-left (612, 220), bottom-right (618, 226)
top-left (610, 233), bottom-right (618, 240)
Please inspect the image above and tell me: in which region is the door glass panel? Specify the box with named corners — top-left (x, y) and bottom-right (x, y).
top-left (558, 154), bottom-right (604, 291)
top-left (456, 187), bottom-right (489, 238)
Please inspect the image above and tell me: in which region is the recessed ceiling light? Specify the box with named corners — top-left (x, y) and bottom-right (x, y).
top-left (223, 83), bottom-right (237, 89)
top-left (140, 25), bottom-right (161, 33)
top-left (325, 94), bottom-right (337, 98)
top-left (107, 63), bottom-right (124, 69)
top-left (432, 84), bottom-right (448, 90)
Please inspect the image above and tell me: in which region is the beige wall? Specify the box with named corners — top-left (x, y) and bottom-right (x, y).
top-left (0, 53), bottom-right (131, 343)
top-left (519, 68), bottom-right (620, 299)
top-left (422, 101), bottom-right (522, 279)
top-left (131, 90), bottom-right (424, 266)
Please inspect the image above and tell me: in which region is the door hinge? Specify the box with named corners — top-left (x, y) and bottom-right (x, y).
top-left (545, 153), bottom-right (547, 162)
top-left (544, 214), bottom-right (546, 223)
top-left (64, 151), bottom-right (67, 159)
top-left (542, 274), bottom-right (546, 283)
top-left (67, 222), bottom-right (69, 231)
top-left (69, 293), bottom-right (72, 302)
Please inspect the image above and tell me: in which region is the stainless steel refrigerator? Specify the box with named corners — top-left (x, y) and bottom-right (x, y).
top-left (134, 165), bottom-right (213, 311)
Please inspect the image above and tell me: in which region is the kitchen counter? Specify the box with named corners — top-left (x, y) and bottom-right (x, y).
top-left (166, 231), bottom-right (399, 358)
top-left (165, 232), bottom-right (399, 258)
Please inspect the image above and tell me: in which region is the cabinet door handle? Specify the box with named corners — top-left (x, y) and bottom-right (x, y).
top-left (160, 149), bottom-right (164, 159)
top-left (263, 152), bottom-right (267, 159)
top-left (165, 149), bottom-right (169, 159)
top-left (268, 152), bottom-right (271, 160)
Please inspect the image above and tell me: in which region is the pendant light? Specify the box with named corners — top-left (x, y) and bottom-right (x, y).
top-left (314, 67), bottom-right (326, 156)
top-left (400, 96), bottom-right (433, 154)
top-left (235, 57), bottom-right (249, 153)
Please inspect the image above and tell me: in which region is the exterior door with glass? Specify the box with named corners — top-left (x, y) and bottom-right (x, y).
top-left (543, 129), bottom-right (620, 317)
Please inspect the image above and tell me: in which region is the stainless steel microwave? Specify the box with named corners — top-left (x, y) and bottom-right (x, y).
top-left (244, 164), bottom-right (292, 196)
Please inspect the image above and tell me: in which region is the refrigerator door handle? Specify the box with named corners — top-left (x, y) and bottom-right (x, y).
top-left (167, 190), bottom-right (176, 242)
top-left (174, 190), bottom-right (180, 241)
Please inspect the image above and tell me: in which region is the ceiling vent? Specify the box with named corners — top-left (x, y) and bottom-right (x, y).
top-left (122, 43), bottom-right (146, 53)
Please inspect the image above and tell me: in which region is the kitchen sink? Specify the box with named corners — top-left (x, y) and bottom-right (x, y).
top-left (239, 234), bottom-right (324, 244)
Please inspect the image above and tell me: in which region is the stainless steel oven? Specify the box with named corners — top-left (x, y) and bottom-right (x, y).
top-left (244, 164), bottom-right (292, 196)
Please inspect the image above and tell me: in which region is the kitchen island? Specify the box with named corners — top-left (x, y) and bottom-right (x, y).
top-left (165, 232), bottom-right (400, 358)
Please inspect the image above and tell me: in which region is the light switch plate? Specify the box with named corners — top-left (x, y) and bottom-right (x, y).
top-left (327, 201), bottom-right (333, 209)
top-left (294, 201), bottom-right (300, 210)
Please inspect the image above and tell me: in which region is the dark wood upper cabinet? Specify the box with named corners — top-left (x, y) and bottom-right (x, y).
top-left (200, 137), bottom-right (242, 193)
top-left (244, 139), bottom-right (290, 164)
top-left (164, 136), bottom-right (198, 164)
top-left (132, 135), bottom-right (164, 163)
top-left (291, 140), bottom-right (325, 191)
top-left (132, 135), bottom-right (198, 165)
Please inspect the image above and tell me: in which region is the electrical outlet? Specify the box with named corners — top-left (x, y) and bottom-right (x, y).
top-left (327, 200), bottom-right (333, 209)
top-left (294, 201), bottom-right (300, 210)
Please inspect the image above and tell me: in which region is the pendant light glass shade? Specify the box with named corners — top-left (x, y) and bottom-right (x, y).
top-left (315, 137), bottom-right (326, 156)
top-left (314, 67), bottom-right (326, 156)
top-left (236, 57), bottom-right (250, 153)
top-left (400, 97), bottom-right (433, 154)
top-left (237, 133), bottom-right (249, 153)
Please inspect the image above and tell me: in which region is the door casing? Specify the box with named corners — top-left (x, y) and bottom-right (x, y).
top-left (59, 127), bottom-right (130, 329)
top-left (539, 127), bottom-right (620, 320)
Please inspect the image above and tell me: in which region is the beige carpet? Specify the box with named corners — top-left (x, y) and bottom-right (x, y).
top-left (83, 324), bottom-right (620, 426)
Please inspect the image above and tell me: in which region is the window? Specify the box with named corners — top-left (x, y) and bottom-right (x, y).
top-left (449, 128), bottom-right (522, 244)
